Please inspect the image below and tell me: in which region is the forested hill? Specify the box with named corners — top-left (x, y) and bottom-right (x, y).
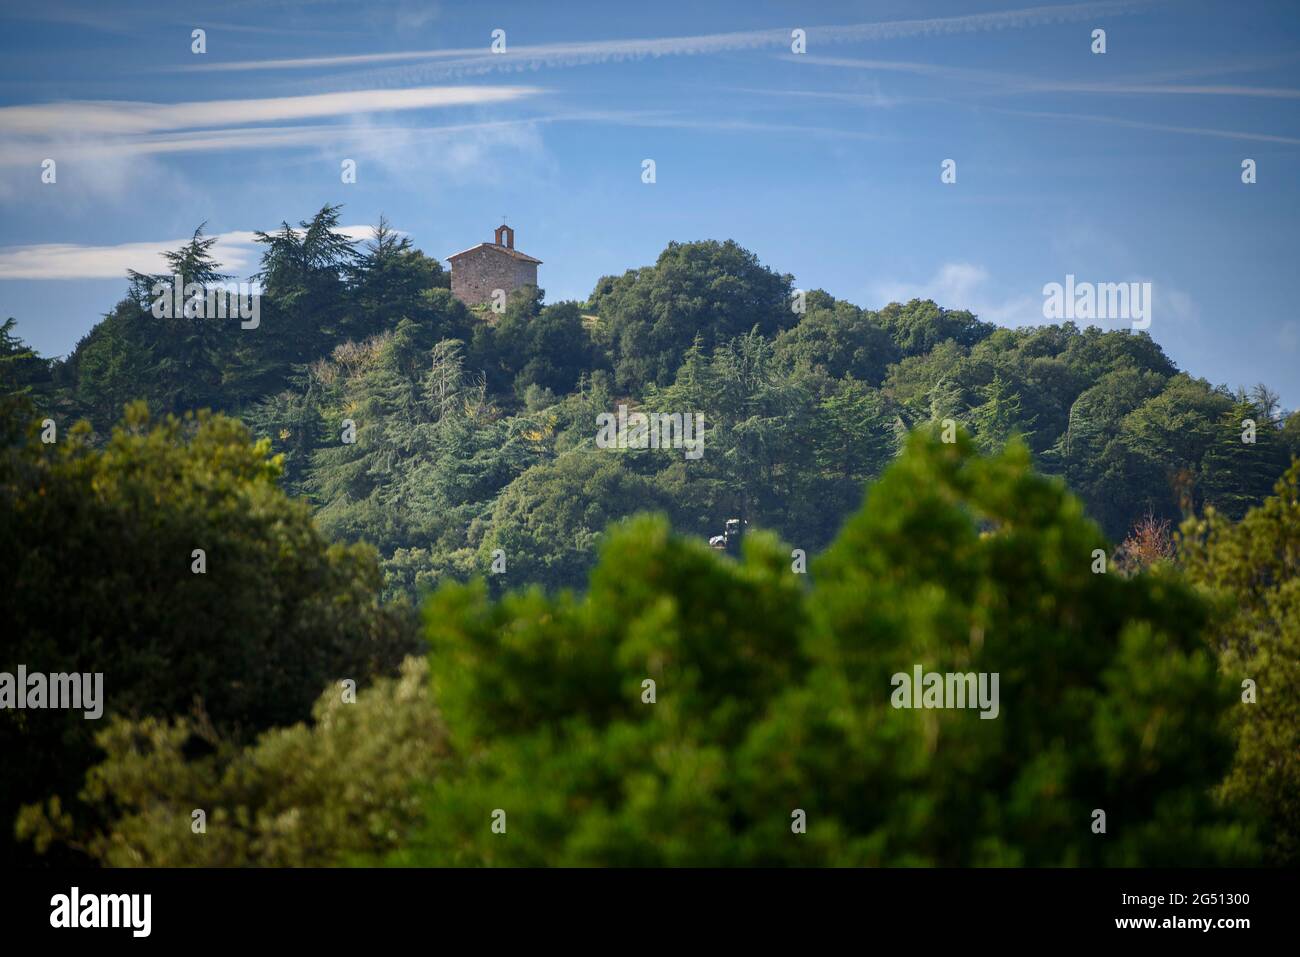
top-left (4, 204), bottom-right (1298, 597)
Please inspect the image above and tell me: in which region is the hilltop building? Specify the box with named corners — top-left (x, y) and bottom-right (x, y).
top-left (447, 224), bottom-right (542, 308)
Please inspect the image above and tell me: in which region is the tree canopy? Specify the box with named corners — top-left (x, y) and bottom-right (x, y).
top-left (0, 398), bottom-right (418, 865)
top-left (380, 432), bottom-right (1254, 866)
top-left (6, 218), bottom-right (1298, 867)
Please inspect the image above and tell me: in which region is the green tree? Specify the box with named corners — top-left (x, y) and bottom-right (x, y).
top-left (968, 372), bottom-right (1036, 454)
top-left (772, 295), bottom-right (899, 386)
top-left (126, 222), bottom-right (231, 308)
top-left (1199, 394), bottom-right (1292, 519)
top-left (18, 657), bottom-right (445, 867)
top-left (0, 318), bottom-right (53, 398)
top-left (589, 240), bottom-right (795, 390)
top-left (225, 205), bottom-right (362, 402)
top-left (1181, 459), bottom-right (1300, 864)
top-left (0, 401), bottom-right (419, 865)
top-left (648, 333), bottom-right (831, 545)
top-left (346, 218), bottom-right (451, 325)
top-left (302, 329), bottom-right (538, 561)
top-left (473, 290), bottom-right (597, 399)
top-left (805, 377), bottom-right (898, 544)
top-left (876, 298), bottom-right (992, 357)
top-left (1046, 365), bottom-right (1167, 538)
top-left (391, 431), bottom-right (1254, 866)
top-left (799, 430), bottom-right (1245, 865)
top-left (479, 450), bottom-right (671, 592)
top-left (1117, 373), bottom-right (1233, 515)
top-left (60, 300), bottom-right (159, 432)
top-left (63, 226), bottom-right (237, 428)
top-left (126, 224), bottom-right (234, 413)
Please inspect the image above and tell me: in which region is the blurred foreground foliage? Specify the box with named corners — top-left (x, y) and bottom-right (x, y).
top-left (379, 432), bottom-right (1256, 866)
top-left (1181, 460), bottom-right (1300, 865)
top-left (10, 410), bottom-right (1291, 867)
top-left (1, 398), bottom-right (419, 865)
top-left (19, 658), bottom-right (440, 866)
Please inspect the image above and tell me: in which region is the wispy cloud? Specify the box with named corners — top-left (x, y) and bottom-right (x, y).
top-left (1277, 320), bottom-right (1299, 354)
top-left (0, 0), bottom-right (139, 36)
top-left (173, 0), bottom-right (1154, 80)
top-left (718, 86), bottom-right (928, 109)
top-left (875, 260), bottom-right (1202, 333)
top-left (794, 55), bottom-right (1300, 100)
top-left (1018, 82), bottom-right (1300, 98)
top-left (0, 86), bottom-right (546, 191)
top-left (0, 105), bottom-right (887, 172)
top-left (0, 120), bottom-right (541, 166)
top-left (791, 55), bottom-right (1027, 87)
top-left (996, 107), bottom-right (1300, 144)
top-left (568, 110), bottom-right (891, 139)
top-left (0, 86), bottom-right (540, 137)
top-left (876, 262), bottom-right (990, 308)
top-left (874, 262), bottom-right (1041, 325)
top-left (0, 225), bottom-right (375, 280)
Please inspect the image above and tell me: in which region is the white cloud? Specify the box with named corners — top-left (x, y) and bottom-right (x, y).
top-left (0, 225), bottom-right (375, 280)
top-left (338, 116), bottom-right (548, 183)
top-left (1158, 284), bottom-right (1200, 327)
top-left (792, 55), bottom-right (1300, 100)
top-left (1021, 82), bottom-right (1300, 98)
top-left (0, 86), bottom-right (546, 193)
top-left (1, 122), bottom-right (497, 166)
top-left (873, 264), bottom-right (1200, 332)
top-left (875, 261), bottom-right (988, 307)
top-left (1277, 320), bottom-right (1299, 354)
top-left (178, 0), bottom-right (1151, 80)
top-left (992, 108), bottom-right (1300, 145)
top-left (0, 86), bottom-right (540, 137)
top-left (873, 262), bottom-right (1040, 325)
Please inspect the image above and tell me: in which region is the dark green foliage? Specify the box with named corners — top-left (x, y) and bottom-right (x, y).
top-left (256, 326), bottom-right (544, 596)
top-left (10, 217), bottom-right (1297, 867)
top-left (343, 216), bottom-right (454, 343)
top-left (63, 295), bottom-right (224, 432)
top-left (0, 318), bottom-right (54, 398)
top-left (478, 450), bottom-right (673, 592)
top-left (0, 401), bottom-right (419, 865)
top-left (589, 239), bottom-right (796, 390)
top-left (645, 332), bottom-right (897, 552)
top-left (18, 657), bottom-right (445, 867)
top-left (877, 298), bottom-right (993, 357)
top-left (62, 209), bottom-right (468, 425)
top-left (772, 292), bottom-right (899, 385)
top-left (390, 433), bottom-right (1254, 866)
top-left (471, 289), bottom-right (599, 399)
top-left (1199, 392), bottom-right (1293, 519)
top-left (1182, 460), bottom-right (1300, 864)
top-left (27, 220), bottom-right (1292, 577)
top-left (804, 430), bottom-right (1246, 865)
top-left (968, 372), bottom-right (1036, 453)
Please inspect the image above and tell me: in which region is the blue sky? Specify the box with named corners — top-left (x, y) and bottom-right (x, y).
top-left (1, 0), bottom-right (1297, 403)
